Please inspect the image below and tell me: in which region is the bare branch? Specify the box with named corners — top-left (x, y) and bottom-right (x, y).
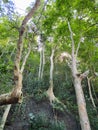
top-left (20, 43), bottom-right (31, 73)
top-left (68, 21), bottom-right (75, 57)
top-left (68, 21), bottom-right (77, 75)
top-left (15, 0), bottom-right (40, 67)
top-left (79, 70), bottom-right (89, 79)
top-left (75, 36), bottom-right (82, 58)
top-left (94, 72), bottom-right (98, 76)
top-left (87, 77), bottom-right (96, 109)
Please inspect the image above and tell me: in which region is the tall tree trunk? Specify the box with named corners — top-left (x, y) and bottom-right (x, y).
top-left (38, 35), bottom-right (45, 80)
top-left (41, 45), bottom-right (45, 79)
top-left (38, 50), bottom-right (43, 79)
top-left (68, 22), bottom-right (91, 130)
top-left (47, 48), bottom-right (56, 103)
top-left (0, 0), bottom-right (40, 106)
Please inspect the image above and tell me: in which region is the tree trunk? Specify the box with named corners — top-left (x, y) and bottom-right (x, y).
top-left (73, 76), bottom-right (91, 130)
top-left (68, 21), bottom-right (91, 130)
top-left (46, 48), bottom-right (56, 103)
top-left (41, 45), bottom-right (45, 79)
top-left (38, 35), bottom-right (45, 80)
top-left (0, 0), bottom-right (40, 106)
top-left (0, 105), bottom-right (11, 130)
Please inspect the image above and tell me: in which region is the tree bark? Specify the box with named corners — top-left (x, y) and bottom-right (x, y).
top-left (68, 21), bottom-right (91, 130)
top-left (0, 105), bottom-right (11, 130)
top-left (87, 77), bottom-right (96, 109)
top-left (38, 50), bottom-right (43, 79)
top-left (47, 48), bottom-right (56, 103)
top-left (38, 35), bottom-right (45, 80)
top-left (73, 77), bottom-right (91, 130)
top-left (41, 45), bottom-right (45, 79)
top-left (0, 0), bottom-right (40, 106)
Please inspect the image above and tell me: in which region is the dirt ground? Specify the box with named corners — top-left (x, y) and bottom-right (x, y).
top-left (4, 98), bottom-right (81, 130)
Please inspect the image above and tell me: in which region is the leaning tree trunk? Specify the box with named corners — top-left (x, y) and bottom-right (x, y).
top-left (68, 22), bottom-right (91, 130)
top-left (0, 0), bottom-right (40, 106)
top-left (0, 105), bottom-right (11, 130)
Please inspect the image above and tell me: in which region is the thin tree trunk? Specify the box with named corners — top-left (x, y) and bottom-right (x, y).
top-left (38, 35), bottom-right (45, 80)
top-left (68, 21), bottom-right (91, 130)
top-left (47, 48), bottom-right (56, 103)
top-left (87, 77), bottom-right (96, 109)
top-left (0, 105), bottom-right (11, 130)
top-left (38, 50), bottom-right (43, 80)
top-left (41, 45), bottom-right (45, 79)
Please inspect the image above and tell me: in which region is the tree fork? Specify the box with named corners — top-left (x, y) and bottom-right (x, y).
top-left (0, 0), bottom-right (40, 106)
top-left (68, 21), bottom-right (91, 130)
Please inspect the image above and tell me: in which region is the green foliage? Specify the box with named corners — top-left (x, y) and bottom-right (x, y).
top-left (86, 101), bottom-right (98, 130)
top-left (29, 113), bottom-right (66, 130)
top-left (52, 100), bottom-right (66, 112)
top-left (0, 0), bottom-right (98, 130)
top-left (0, 43), bottom-right (15, 94)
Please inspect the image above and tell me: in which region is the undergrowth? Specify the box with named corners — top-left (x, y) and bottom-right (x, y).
top-left (29, 113), bottom-right (66, 130)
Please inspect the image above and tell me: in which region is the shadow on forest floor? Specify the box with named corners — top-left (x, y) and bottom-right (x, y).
top-left (4, 97), bottom-right (81, 130)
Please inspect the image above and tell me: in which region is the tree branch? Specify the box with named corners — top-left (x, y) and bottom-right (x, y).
top-left (20, 43), bottom-right (31, 73)
top-left (68, 21), bottom-right (77, 75)
top-left (80, 70), bottom-right (89, 79)
top-left (68, 21), bottom-right (75, 57)
top-left (75, 36), bottom-right (82, 58)
top-left (87, 77), bottom-right (96, 109)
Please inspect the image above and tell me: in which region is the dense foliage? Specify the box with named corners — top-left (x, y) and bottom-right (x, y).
top-left (0, 0), bottom-right (98, 130)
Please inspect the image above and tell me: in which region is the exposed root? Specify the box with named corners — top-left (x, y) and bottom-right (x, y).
top-left (46, 87), bottom-right (66, 111)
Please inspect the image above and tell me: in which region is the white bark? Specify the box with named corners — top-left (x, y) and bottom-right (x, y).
top-left (47, 48), bottom-right (56, 103)
top-left (50, 48), bottom-right (55, 81)
top-left (38, 49), bottom-right (43, 80)
top-left (41, 45), bottom-right (45, 79)
top-left (38, 35), bottom-right (45, 80)
top-left (87, 77), bottom-right (96, 108)
top-left (21, 43), bottom-right (31, 73)
top-left (0, 105), bottom-right (11, 130)
top-left (68, 21), bottom-right (91, 130)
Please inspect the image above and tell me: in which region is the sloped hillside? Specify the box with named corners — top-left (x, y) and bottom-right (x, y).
top-left (5, 98), bottom-right (80, 130)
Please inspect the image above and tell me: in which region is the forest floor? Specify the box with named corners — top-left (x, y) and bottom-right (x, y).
top-left (4, 97), bottom-right (80, 130)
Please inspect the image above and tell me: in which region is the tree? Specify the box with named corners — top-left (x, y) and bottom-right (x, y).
top-left (68, 21), bottom-right (91, 130)
top-left (0, 0), bottom-right (41, 105)
top-left (40, 0), bottom-right (98, 129)
top-left (46, 47), bottom-right (56, 103)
